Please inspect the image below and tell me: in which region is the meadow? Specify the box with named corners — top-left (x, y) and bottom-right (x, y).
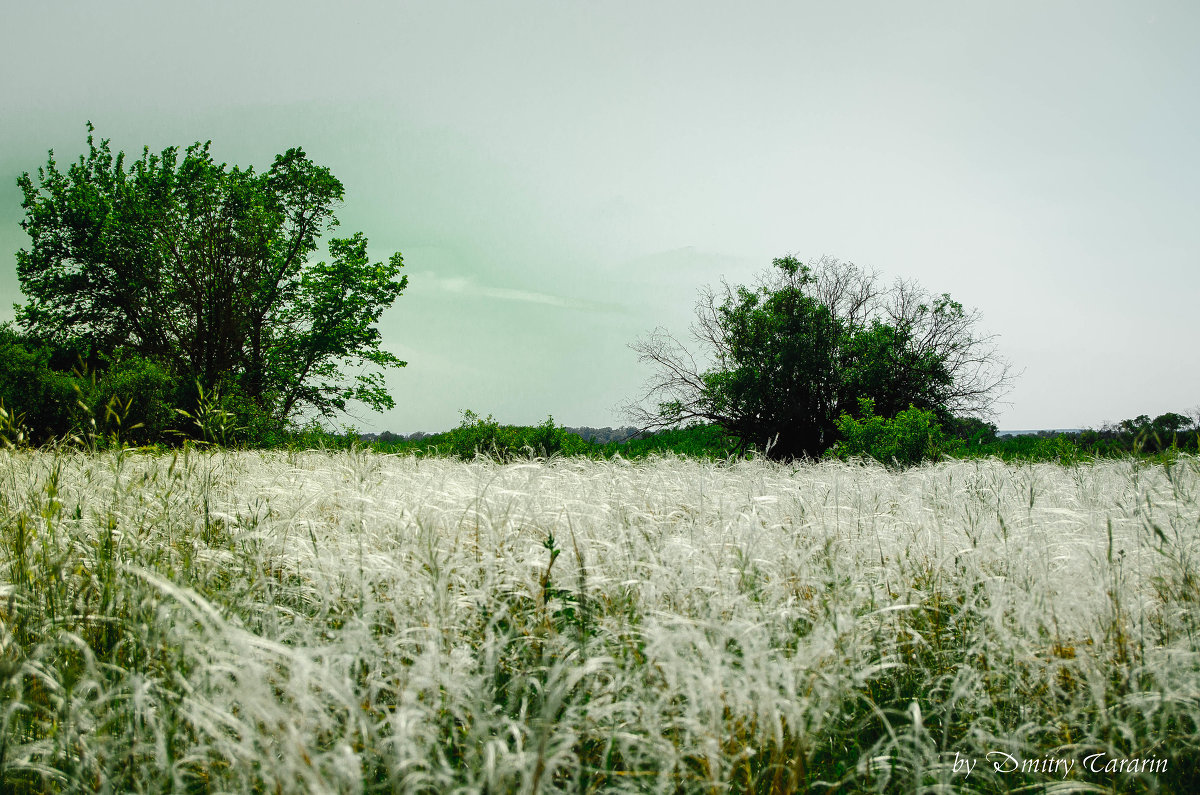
top-left (1, 448), bottom-right (1198, 792)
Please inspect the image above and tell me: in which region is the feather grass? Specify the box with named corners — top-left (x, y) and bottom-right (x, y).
top-left (1, 449), bottom-right (1197, 792)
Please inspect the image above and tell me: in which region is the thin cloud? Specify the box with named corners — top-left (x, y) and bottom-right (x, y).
top-left (413, 271), bottom-right (621, 312)
top-left (477, 284), bottom-right (573, 308)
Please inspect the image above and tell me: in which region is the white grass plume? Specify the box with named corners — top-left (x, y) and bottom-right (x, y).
top-left (0, 449), bottom-right (1197, 792)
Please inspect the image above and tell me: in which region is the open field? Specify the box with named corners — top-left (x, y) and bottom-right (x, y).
top-left (1, 449), bottom-right (1198, 792)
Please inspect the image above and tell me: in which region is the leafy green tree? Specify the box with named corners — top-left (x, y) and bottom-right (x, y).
top-left (15, 124), bottom-right (407, 428)
top-left (1118, 415), bottom-right (1152, 435)
top-left (1110, 412), bottom-right (1198, 453)
top-left (627, 255), bottom-right (1011, 459)
top-left (1151, 412), bottom-right (1193, 435)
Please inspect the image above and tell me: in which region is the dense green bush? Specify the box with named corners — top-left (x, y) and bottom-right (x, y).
top-left (277, 421), bottom-right (364, 451)
top-left (87, 356), bottom-right (178, 445)
top-left (0, 323), bottom-right (308, 447)
top-left (600, 423), bottom-right (744, 459)
top-left (830, 398), bottom-right (947, 466)
top-left (441, 410), bottom-right (591, 461)
top-left (175, 379), bottom-right (294, 448)
top-left (1, 325), bottom-right (186, 446)
top-left (956, 433), bottom-right (1084, 464)
top-left (0, 326), bottom-right (77, 442)
top-left (943, 415), bottom-right (998, 447)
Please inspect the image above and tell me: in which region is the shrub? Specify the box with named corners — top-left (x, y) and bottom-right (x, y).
top-left (603, 423), bottom-right (744, 459)
top-left (170, 382), bottom-right (252, 447)
top-left (0, 326), bottom-right (77, 442)
top-left (209, 382), bottom-right (287, 448)
top-left (0, 400), bottom-right (28, 448)
top-left (831, 398), bottom-right (947, 466)
top-left (446, 410), bottom-right (590, 461)
top-left (944, 415), bottom-right (998, 446)
top-left (91, 355), bottom-right (178, 444)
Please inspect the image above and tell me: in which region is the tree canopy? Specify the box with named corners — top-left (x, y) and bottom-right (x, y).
top-left (14, 125), bottom-right (407, 426)
top-left (626, 255), bottom-right (1012, 459)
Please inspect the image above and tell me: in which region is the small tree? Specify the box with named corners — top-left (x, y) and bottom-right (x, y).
top-left (626, 255), bottom-right (1012, 459)
top-left (1151, 412), bottom-right (1192, 436)
top-left (15, 125), bottom-right (407, 431)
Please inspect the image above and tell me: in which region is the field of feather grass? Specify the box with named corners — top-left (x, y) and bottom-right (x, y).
top-left (1, 448), bottom-right (1198, 793)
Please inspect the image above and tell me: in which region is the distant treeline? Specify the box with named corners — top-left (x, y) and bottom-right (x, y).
top-left (2, 319), bottom-right (1195, 465)
top-left (362, 410), bottom-right (1200, 466)
top-left (364, 425), bottom-right (642, 446)
top-left (972, 412), bottom-right (1200, 462)
top-left (364, 413), bottom-right (742, 461)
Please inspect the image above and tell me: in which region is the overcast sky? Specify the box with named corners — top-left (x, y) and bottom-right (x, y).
top-left (2, 1), bottom-right (1197, 433)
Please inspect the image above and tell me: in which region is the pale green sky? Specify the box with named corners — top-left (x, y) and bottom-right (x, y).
top-left (2, 1), bottom-right (1197, 432)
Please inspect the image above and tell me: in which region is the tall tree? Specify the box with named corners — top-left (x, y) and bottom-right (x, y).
top-left (626, 255), bottom-right (1012, 459)
top-left (15, 125), bottom-right (407, 423)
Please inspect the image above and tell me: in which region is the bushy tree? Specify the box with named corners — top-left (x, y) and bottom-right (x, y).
top-left (1150, 412), bottom-right (1192, 435)
top-left (15, 124), bottom-right (407, 429)
top-left (627, 255), bottom-right (1012, 459)
top-left (1103, 412), bottom-right (1199, 453)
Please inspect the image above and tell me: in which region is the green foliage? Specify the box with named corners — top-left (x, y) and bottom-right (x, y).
top-left (700, 270), bottom-right (847, 458)
top-left (602, 423), bottom-right (743, 459)
top-left (0, 400), bottom-right (28, 449)
top-left (830, 398), bottom-right (947, 466)
top-left (375, 419), bottom-right (746, 462)
top-left (838, 318), bottom-right (953, 421)
top-left (14, 124), bottom-right (407, 432)
top-left (943, 415), bottom-right (998, 447)
top-left (948, 412), bottom-right (1200, 465)
top-left (1109, 413), bottom-right (1199, 454)
top-left (171, 382), bottom-right (243, 447)
top-left (0, 325), bottom-right (179, 447)
top-left (704, 258), bottom-right (958, 459)
top-left (279, 422), bottom-right (364, 451)
top-left (439, 410), bottom-right (592, 461)
top-left (955, 433), bottom-right (1084, 464)
top-left (202, 382), bottom-right (285, 447)
top-left (269, 232), bottom-right (408, 421)
top-left (86, 356), bottom-right (177, 445)
top-left (631, 256), bottom-right (1009, 460)
top-left (0, 324), bottom-right (77, 442)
